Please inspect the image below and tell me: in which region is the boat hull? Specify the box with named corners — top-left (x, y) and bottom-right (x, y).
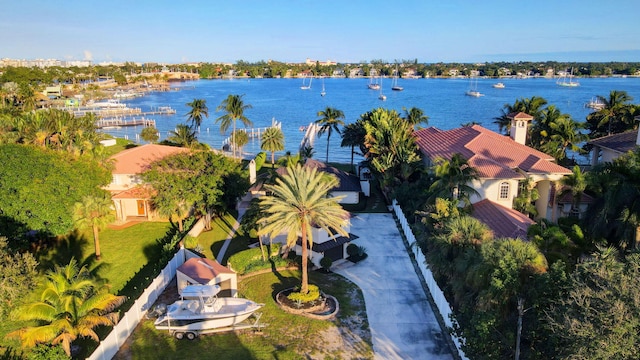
top-left (154, 297), bottom-right (263, 332)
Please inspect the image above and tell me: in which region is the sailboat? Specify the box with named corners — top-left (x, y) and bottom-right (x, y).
top-left (465, 76), bottom-right (483, 97)
top-left (378, 75), bottom-right (387, 101)
top-left (300, 75), bottom-right (312, 90)
top-left (368, 69), bottom-right (380, 90)
top-left (320, 77), bottom-right (326, 96)
top-left (391, 64), bottom-right (403, 91)
top-left (557, 68), bottom-right (580, 87)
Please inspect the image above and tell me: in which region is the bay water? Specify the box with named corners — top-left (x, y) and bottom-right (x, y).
top-left (106, 77), bottom-right (640, 164)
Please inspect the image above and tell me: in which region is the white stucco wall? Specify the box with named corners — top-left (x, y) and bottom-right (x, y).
top-left (469, 178), bottom-right (519, 208)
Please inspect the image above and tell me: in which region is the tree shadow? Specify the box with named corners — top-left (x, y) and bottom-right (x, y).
top-left (34, 230), bottom-right (90, 272)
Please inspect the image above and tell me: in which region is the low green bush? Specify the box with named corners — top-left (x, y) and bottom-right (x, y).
top-left (320, 256), bottom-right (333, 271)
top-left (287, 284), bottom-right (320, 303)
top-left (228, 243), bottom-right (288, 275)
top-left (347, 243), bottom-right (359, 257)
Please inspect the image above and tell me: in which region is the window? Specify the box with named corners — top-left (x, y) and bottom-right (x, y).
top-left (499, 182), bottom-right (510, 200)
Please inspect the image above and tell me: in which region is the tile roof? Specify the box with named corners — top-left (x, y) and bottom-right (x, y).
top-left (111, 185), bottom-right (156, 199)
top-left (276, 159), bottom-right (362, 192)
top-left (587, 130), bottom-right (637, 154)
top-left (177, 257), bottom-right (235, 284)
top-left (414, 125), bottom-right (571, 178)
top-left (549, 186), bottom-right (595, 206)
top-left (471, 199), bottom-right (535, 240)
top-left (109, 144), bottom-right (190, 174)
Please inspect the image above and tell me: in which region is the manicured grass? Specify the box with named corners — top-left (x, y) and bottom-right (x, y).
top-left (37, 222), bottom-right (172, 294)
top-left (117, 270), bottom-right (373, 360)
top-left (193, 213), bottom-right (251, 264)
top-left (1, 221), bottom-right (172, 356)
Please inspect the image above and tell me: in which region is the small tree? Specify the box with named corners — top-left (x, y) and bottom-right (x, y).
top-left (260, 126), bottom-right (284, 165)
top-left (140, 126), bottom-right (159, 143)
top-left (72, 194), bottom-right (115, 260)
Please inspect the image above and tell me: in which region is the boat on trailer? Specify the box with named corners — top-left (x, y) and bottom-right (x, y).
top-left (153, 284), bottom-right (264, 339)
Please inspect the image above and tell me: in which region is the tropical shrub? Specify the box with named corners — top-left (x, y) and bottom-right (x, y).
top-left (320, 256), bottom-right (333, 271)
top-left (228, 244), bottom-right (287, 275)
top-left (287, 284), bottom-right (320, 303)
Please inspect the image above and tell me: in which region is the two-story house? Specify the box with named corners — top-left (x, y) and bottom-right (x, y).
top-left (414, 112), bottom-right (572, 229)
top-left (105, 144), bottom-right (190, 222)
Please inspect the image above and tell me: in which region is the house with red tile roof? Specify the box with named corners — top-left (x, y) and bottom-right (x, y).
top-left (414, 112), bottom-right (572, 222)
top-left (105, 144), bottom-right (190, 222)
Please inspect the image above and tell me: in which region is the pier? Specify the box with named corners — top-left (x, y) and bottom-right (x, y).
top-left (221, 119), bottom-right (282, 147)
top-left (96, 117), bottom-right (156, 129)
top-left (70, 106), bottom-right (176, 118)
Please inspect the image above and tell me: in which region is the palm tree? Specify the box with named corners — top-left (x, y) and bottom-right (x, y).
top-left (402, 106), bottom-right (429, 127)
top-left (73, 195), bottom-right (115, 260)
top-left (258, 164), bottom-right (349, 293)
top-left (260, 126), bottom-right (285, 165)
top-left (494, 96), bottom-right (548, 135)
top-left (315, 107), bottom-right (345, 163)
top-left (9, 259), bottom-right (125, 357)
top-left (532, 105), bottom-right (586, 164)
top-left (140, 126), bottom-right (159, 143)
top-left (167, 123), bottom-right (197, 147)
top-left (428, 153), bottom-right (480, 205)
top-left (216, 94), bottom-right (253, 158)
top-left (185, 98), bottom-right (209, 130)
top-left (230, 129), bottom-right (249, 157)
top-left (340, 121), bottom-right (366, 171)
top-left (559, 165), bottom-right (587, 214)
top-left (586, 90), bottom-right (635, 138)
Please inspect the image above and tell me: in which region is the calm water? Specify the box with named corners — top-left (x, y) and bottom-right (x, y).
top-left (105, 77), bottom-right (640, 164)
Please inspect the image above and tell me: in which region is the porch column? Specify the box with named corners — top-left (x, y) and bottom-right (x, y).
top-left (535, 180), bottom-right (552, 220)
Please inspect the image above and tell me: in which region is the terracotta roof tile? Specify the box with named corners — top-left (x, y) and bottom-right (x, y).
top-left (111, 185), bottom-right (156, 199)
top-left (109, 144), bottom-right (190, 174)
top-left (471, 199), bottom-right (534, 239)
top-left (414, 125), bottom-right (571, 178)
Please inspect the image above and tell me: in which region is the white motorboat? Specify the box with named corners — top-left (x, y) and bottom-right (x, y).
top-left (492, 82), bottom-right (505, 89)
top-left (154, 285), bottom-right (263, 338)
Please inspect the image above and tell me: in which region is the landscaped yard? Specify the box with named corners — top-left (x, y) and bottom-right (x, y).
top-left (115, 270), bottom-right (373, 360)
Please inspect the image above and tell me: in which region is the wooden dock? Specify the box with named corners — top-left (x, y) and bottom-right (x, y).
top-left (96, 118), bottom-right (156, 129)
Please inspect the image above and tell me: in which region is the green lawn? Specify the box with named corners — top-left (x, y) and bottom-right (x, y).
top-left (117, 270), bottom-right (373, 360)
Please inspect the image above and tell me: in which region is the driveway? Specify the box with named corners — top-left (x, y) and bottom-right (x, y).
top-left (334, 213), bottom-right (454, 360)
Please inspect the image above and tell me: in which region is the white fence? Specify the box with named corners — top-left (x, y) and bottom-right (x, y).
top-left (86, 248), bottom-right (186, 360)
top-left (391, 199), bottom-right (468, 360)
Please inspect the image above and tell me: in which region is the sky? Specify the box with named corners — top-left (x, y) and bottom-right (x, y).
top-left (1, 0), bottom-right (639, 64)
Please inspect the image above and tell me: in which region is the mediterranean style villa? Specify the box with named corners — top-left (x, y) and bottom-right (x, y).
top-left (104, 144), bottom-right (190, 222)
top-left (414, 112), bottom-right (572, 236)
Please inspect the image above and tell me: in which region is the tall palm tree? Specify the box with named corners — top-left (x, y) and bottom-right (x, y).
top-left (185, 98), bottom-right (209, 130)
top-left (494, 96), bottom-right (548, 135)
top-left (586, 90), bottom-right (634, 138)
top-left (316, 107), bottom-right (345, 163)
top-left (532, 105), bottom-right (586, 164)
top-left (402, 106), bottom-right (429, 127)
top-left (9, 259), bottom-right (125, 357)
top-left (559, 165), bottom-right (587, 214)
top-left (258, 164), bottom-right (349, 293)
top-left (216, 94), bottom-right (253, 158)
top-left (429, 153), bottom-right (480, 205)
top-left (168, 123), bottom-right (197, 147)
top-left (73, 195), bottom-right (115, 260)
top-left (340, 121), bottom-right (366, 171)
top-left (260, 126), bottom-right (285, 165)
top-left (230, 129), bottom-right (249, 157)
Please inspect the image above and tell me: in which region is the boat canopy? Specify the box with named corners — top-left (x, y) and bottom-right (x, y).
top-left (181, 284), bottom-right (221, 299)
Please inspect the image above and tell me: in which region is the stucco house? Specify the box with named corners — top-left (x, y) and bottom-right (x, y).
top-left (587, 125), bottom-right (640, 166)
top-left (414, 112), bottom-right (572, 222)
top-left (105, 144), bottom-right (190, 222)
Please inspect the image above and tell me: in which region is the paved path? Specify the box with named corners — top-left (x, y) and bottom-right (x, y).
top-left (334, 213), bottom-right (454, 360)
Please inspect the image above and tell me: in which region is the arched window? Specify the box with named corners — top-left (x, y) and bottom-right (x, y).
top-left (499, 182), bottom-right (510, 200)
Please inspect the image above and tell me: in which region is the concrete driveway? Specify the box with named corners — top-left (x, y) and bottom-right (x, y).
top-left (334, 213), bottom-right (454, 360)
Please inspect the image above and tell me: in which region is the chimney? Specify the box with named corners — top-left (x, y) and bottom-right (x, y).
top-left (508, 112), bottom-right (534, 145)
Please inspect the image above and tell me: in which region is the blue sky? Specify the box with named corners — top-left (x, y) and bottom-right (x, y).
top-left (2, 0), bottom-right (639, 64)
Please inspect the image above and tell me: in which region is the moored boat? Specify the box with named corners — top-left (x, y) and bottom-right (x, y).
top-left (492, 82), bottom-right (505, 89)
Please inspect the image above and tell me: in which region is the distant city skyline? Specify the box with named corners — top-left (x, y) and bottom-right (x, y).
top-left (2, 0), bottom-right (639, 64)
